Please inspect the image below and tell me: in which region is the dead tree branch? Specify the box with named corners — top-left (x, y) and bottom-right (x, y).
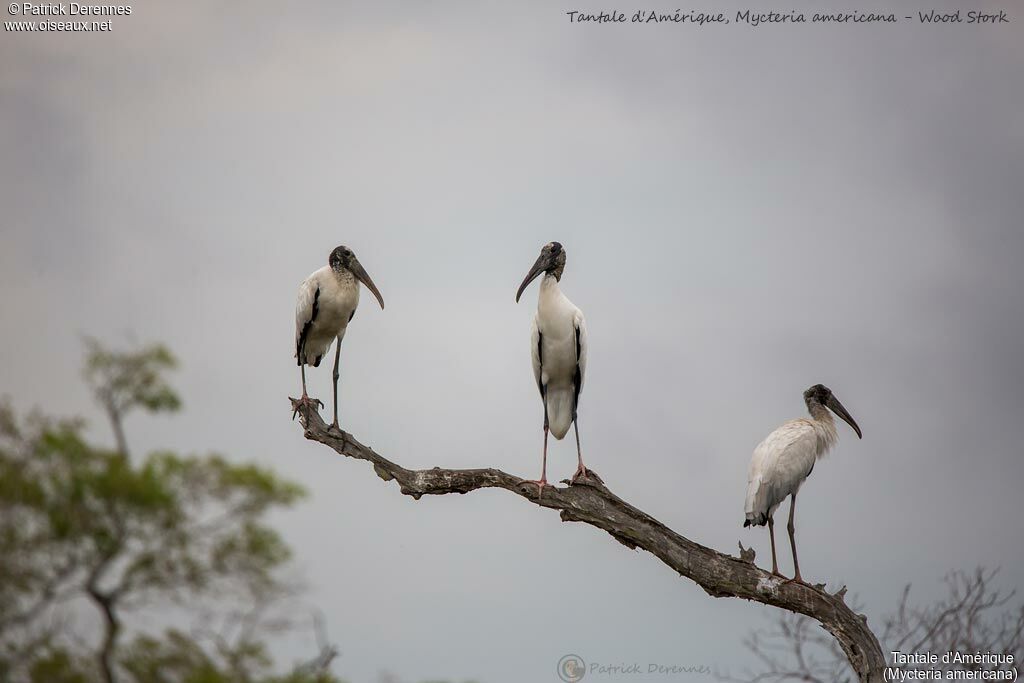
top-left (726, 568), bottom-right (1024, 682)
top-left (291, 399), bottom-right (887, 682)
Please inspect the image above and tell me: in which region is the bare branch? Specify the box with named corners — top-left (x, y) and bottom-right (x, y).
top-left (291, 399), bottom-right (887, 682)
top-left (734, 567), bottom-right (1024, 682)
top-left (293, 611), bottom-right (339, 677)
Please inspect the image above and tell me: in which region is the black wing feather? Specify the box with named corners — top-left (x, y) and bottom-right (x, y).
top-left (296, 286), bottom-right (321, 366)
top-left (535, 329), bottom-right (544, 395)
top-left (572, 324), bottom-right (582, 418)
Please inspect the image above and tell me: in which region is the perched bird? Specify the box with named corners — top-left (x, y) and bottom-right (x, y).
top-left (743, 384), bottom-right (862, 584)
top-left (293, 245), bottom-right (384, 428)
top-left (515, 242), bottom-right (589, 495)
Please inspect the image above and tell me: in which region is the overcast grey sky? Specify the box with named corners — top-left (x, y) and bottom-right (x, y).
top-left (2, 1), bottom-right (1023, 681)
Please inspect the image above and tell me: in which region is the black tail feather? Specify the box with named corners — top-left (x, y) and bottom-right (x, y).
top-left (743, 513), bottom-right (768, 528)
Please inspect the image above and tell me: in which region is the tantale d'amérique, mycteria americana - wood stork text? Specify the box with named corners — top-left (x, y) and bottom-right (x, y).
top-left (293, 245), bottom-right (384, 429)
top-left (515, 242), bottom-right (589, 497)
top-left (743, 383), bottom-right (862, 585)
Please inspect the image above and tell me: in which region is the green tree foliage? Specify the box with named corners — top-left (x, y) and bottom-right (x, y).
top-left (0, 341), bottom-right (342, 683)
top-left (82, 339), bottom-right (181, 457)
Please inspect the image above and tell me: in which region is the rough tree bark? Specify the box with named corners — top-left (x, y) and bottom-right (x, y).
top-left (291, 400), bottom-right (886, 681)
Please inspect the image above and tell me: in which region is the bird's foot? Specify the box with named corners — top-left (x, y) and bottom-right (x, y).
top-left (771, 569), bottom-right (787, 580)
top-left (519, 478), bottom-right (551, 499)
top-left (290, 395), bottom-right (324, 420)
top-left (783, 575), bottom-right (812, 588)
top-left (329, 419), bottom-right (341, 432)
top-left (570, 464), bottom-right (590, 483)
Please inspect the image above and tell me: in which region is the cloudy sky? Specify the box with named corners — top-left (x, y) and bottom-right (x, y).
top-left (2, 1), bottom-right (1022, 681)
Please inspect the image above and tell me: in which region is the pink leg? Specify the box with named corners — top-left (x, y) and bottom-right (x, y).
top-left (521, 425), bottom-right (550, 499)
top-left (783, 494), bottom-right (810, 586)
top-left (768, 517), bottom-right (784, 578)
top-left (292, 364), bottom-right (323, 420)
top-left (571, 419), bottom-right (588, 482)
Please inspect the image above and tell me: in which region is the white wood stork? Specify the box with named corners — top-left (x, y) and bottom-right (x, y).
top-left (293, 245), bottom-right (384, 429)
top-left (743, 384), bottom-right (861, 584)
top-left (515, 242), bottom-right (589, 495)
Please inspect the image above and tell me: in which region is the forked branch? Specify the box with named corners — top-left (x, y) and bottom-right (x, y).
top-left (291, 399), bottom-right (886, 681)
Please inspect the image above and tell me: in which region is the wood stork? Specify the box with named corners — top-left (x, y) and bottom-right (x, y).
top-left (293, 245), bottom-right (384, 429)
top-left (515, 242), bottom-right (589, 495)
top-left (743, 384), bottom-right (861, 584)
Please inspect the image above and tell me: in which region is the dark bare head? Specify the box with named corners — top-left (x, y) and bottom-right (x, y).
top-left (804, 384), bottom-right (862, 438)
top-left (515, 242), bottom-right (566, 303)
top-left (329, 245), bottom-right (385, 310)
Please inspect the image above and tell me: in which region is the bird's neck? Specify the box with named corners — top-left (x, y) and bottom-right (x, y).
top-left (808, 403), bottom-right (839, 454)
top-left (539, 272), bottom-right (563, 302)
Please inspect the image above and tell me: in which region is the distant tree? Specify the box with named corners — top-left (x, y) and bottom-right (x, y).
top-left (82, 338), bottom-right (181, 457)
top-left (720, 568), bottom-right (1024, 682)
top-left (0, 341), bottom-right (341, 683)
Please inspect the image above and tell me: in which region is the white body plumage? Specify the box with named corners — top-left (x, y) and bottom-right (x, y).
top-left (741, 384), bottom-right (860, 581)
top-left (292, 245), bottom-right (383, 429)
top-left (530, 273), bottom-right (587, 440)
top-left (295, 266), bottom-right (360, 367)
top-left (744, 407), bottom-right (837, 527)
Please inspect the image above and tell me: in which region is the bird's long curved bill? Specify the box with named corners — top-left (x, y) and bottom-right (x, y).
top-left (515, 256), bottom-right (547, 303)
top-left (827, 395), bottom-right (862, 439)
top-left (352, 261), bottom-right (385, 309)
